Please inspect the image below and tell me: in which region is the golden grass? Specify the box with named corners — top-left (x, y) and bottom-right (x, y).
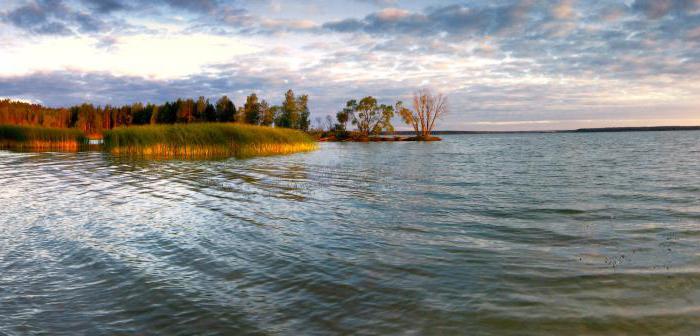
top-left (0, 125), bottom-right (86, 150)
top-left (103, 123), bottom-right (317, 158)
top-left (0, 140), bottom-right (81, 151)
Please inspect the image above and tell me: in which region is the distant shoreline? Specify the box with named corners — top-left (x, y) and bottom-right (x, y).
top-left (387, 126), bottom-right (700, 135)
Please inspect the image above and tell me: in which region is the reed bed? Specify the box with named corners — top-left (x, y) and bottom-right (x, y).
top-left (0, 124), bottom-right (86, 150)
top-left (103, 123), bottom-right (317, 158)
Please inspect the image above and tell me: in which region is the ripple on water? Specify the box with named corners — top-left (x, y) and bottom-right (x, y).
top-left (1, 132), bottom-right (700, 335)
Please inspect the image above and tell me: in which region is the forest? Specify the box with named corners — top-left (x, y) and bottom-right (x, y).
top-left (0, 89), bottom-right (311, 135)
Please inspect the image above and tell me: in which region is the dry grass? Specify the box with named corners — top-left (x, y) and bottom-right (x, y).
top-left (0, 125), bottom-right (86, 150)
top-left (103, 123), bottom-right (317, 158)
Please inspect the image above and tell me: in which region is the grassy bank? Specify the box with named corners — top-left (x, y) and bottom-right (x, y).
top-left (0, 124), bottom-right (87, 150)
top-left (103, 123), bottom-right (317, 158)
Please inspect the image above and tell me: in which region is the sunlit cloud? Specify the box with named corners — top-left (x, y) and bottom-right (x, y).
top-left (0, 33), bottom-right (259, 78)
top-left (0, 0), bottom-right (699, 130)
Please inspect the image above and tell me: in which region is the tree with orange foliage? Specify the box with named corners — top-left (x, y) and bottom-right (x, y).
top-left (396, 89), bottom-right (448, 138)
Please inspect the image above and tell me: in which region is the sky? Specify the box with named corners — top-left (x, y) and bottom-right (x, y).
top-left (0, 0), bottom-right (699, 131)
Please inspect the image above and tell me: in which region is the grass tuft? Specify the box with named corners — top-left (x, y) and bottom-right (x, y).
top-left (103, 123), bottom-right (317, 158)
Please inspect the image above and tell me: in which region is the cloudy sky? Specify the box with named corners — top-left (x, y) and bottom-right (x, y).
top-left (1, 0), bottom-right (699, 130)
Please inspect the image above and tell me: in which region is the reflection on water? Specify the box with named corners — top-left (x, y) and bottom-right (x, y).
top-left (1, 132), bottom-right (700, 335)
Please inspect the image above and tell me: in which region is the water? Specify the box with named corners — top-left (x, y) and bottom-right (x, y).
top-left (1, 132), bottom-right (699, 335)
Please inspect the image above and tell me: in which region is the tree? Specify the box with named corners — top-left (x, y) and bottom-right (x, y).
top-left (159, 101), bottom-right (177, 124)
top-left (336, 107), bottom-right (350, 131)
top-left (195, 96), bottom-right (208, 122)
top-left (270, 105), bottom-right (282, 126)
top-left (204, 102), bottom-right (216, 122)
top-left (215, 95), bottom-right (236, 122)
top-left (274, 90), bottom-right (311, 130)
top-left (176, 99), bottom-right (195, 123)
top-left (74, 103), bottom-right (99, 134)
top-left (131, 102), bottom-right (151, 125)
top-left (277, 89), bottom-right (298, 128)
top-left (324, 115), bottom-right (335, 131)
top-left (260, 100), bottom-right (274, 126)
top-left (397, 89), bottom-right (448, 137)
top-left (242, 93), bottom-right (262, 125)
top-left (298, 94), bottom-right (310, 131)
top-left (347, 96), bottom-right (394, 136)
top-left (149, 104), bottom-right (159, 125)
top-left (0, 90), bottom-right (310, 131)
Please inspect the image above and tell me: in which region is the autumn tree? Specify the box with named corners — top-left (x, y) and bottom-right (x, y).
top-left (149, 104), bottom-right (159, 125)
top-left (72, 103), bottom-right (102, 134)
top-left (195, 96), bottom-right (208, 121)
top-left (0, 90), bottom-right (309, 131)
top-left (260, 100), bottom-right (274, 126)
top-left (176, 99), bottom-right (195, 123)
top-left (397, 89), bottom-right (448, 138)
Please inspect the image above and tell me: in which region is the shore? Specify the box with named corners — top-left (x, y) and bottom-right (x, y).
top-left (1, 123), bottom-right (317, 158)
top-left (387, 126), bottom-right (700, 135)
top-left (318, 135), bottom-right (442, 142)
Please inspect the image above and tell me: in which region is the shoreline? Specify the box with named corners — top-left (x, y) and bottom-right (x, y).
top-left (318, 135), bottom-right (442, 142)
top-left (386, 126), bottom-right (700, 135)
top-left (0, 123), bottom-right (317, 158)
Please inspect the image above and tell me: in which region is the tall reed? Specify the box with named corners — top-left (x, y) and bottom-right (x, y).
top-left (103, 123), bottom-right (317, 158)
top-left (0, 124), bottom-right (86, 150)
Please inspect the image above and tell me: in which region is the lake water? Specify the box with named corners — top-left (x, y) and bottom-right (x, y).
top-left (1, 132), bottom-right (700, 335)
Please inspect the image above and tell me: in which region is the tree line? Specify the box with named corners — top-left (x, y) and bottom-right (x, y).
top-left (1, 88), bottom-right (448, 138)
top-left (0, 89), bottom-right (311, 134)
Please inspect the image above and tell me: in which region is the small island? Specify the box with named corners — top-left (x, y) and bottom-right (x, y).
top-left (313, 89), bottom-right (448, 142)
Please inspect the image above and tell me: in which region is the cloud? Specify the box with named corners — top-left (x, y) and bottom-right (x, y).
top-left (161, 0), bottom-right (220, 13)
top-left (551, 0), bottom-right (576, 20)
top-left (0, 0), bottom-right (123, 35)
top-left (354, 0), bottom-right (397, 6)
top-left (0, 71), bottom-right (259, 107)
top-left (632, 0), bottom-right (700, 19)
top-left (81, 0), bottom-right (126, 13)
top-left (1, 0), bottom-right (233, 36)
top-left (1, 0), bottom-right (700, 130)
top-left (3, 0), bottom-right (73, 35)
top-left (73, 12), bottom-right (104, 32)
top-left (375, 8), bottom-right (411, 21)
top-left (323, 1), bottom-right (538, 37)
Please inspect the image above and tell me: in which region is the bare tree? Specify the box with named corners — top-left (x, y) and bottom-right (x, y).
top-left (397, 89), bottom-right (448, 137)
top-left (324, 115), bottom-right (335, 131)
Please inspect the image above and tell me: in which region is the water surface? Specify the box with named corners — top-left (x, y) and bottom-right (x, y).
top-left (1, 132), bottom-right (699, 335)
